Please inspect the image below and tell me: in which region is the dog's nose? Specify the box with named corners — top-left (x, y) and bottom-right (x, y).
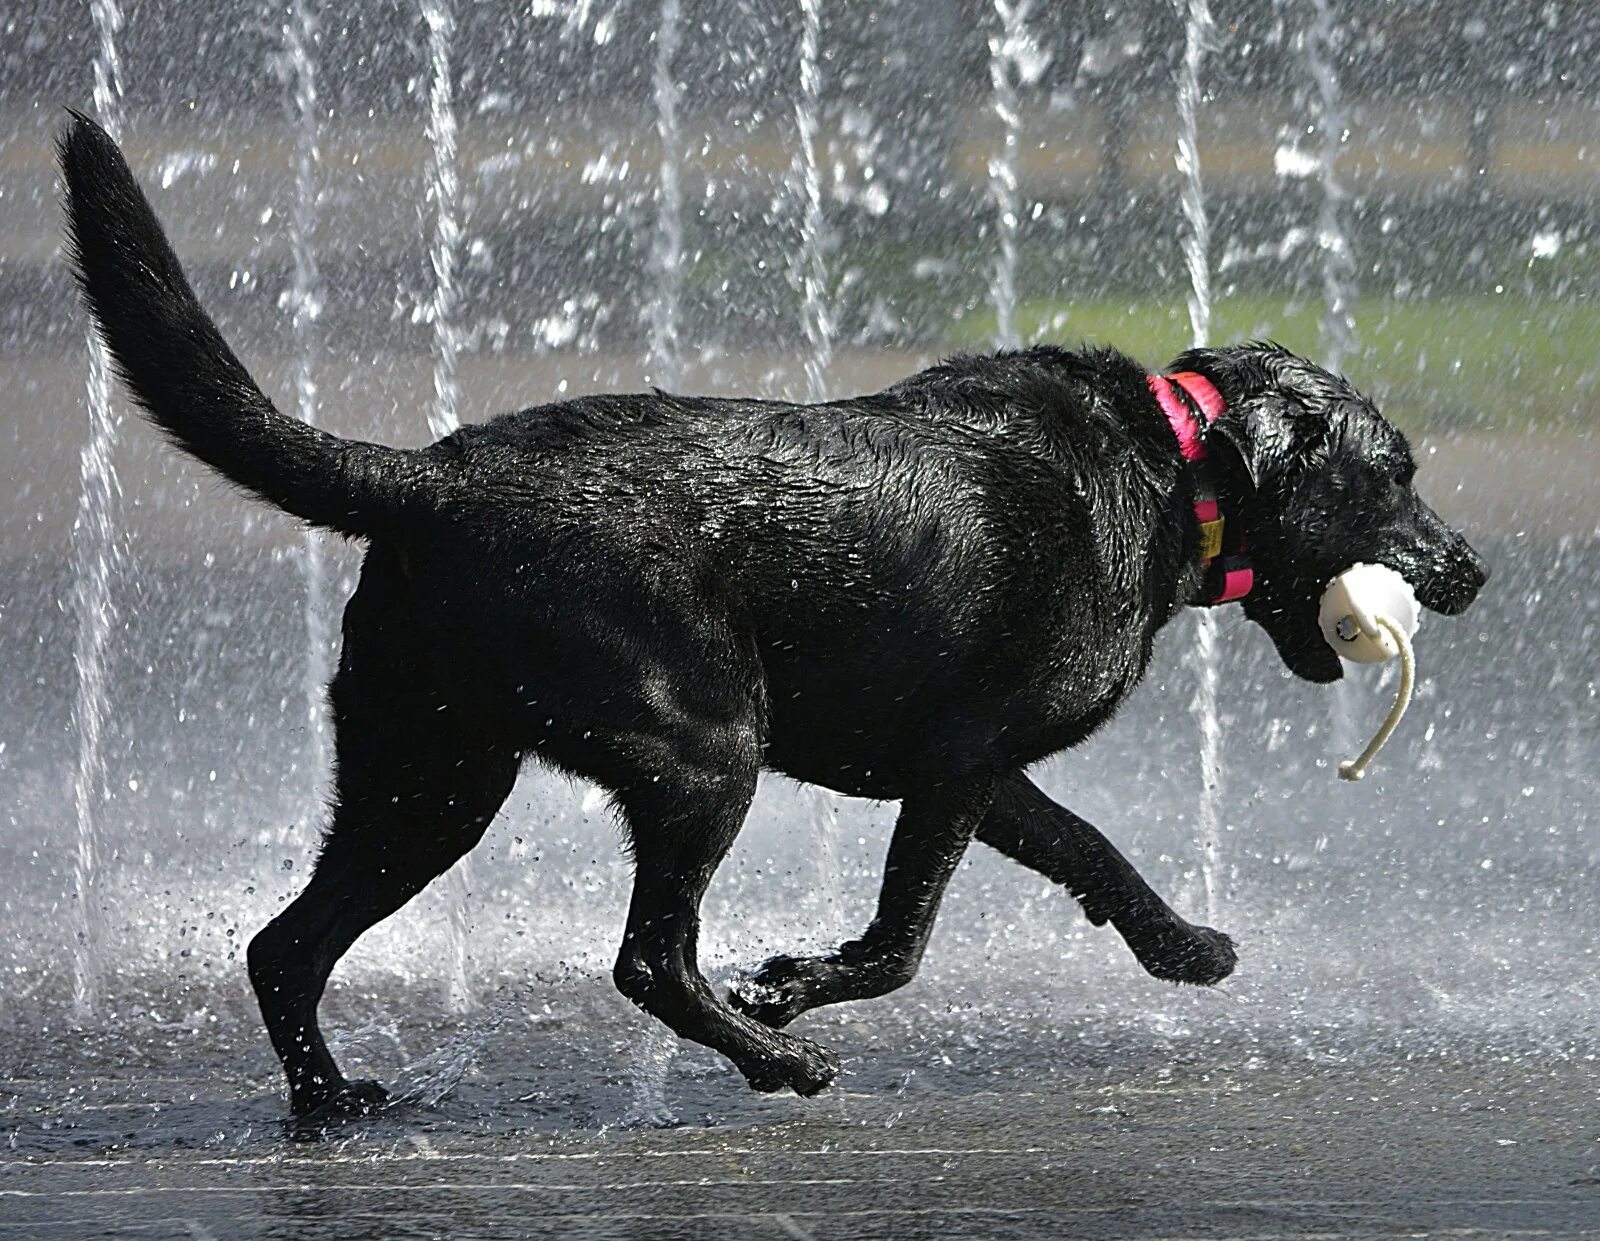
top-left (1421, 538), bottom-right (1489, 616)
top-left (1462, 541), bottom-right (1490, 590)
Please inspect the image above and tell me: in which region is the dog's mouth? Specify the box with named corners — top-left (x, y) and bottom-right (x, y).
top-left (1239, 512), bottom-right (1489, 682)
top-left (1243, 583), bottom-right (1344, 683)
top-left (1249, 547), bottom-right (1486, 684)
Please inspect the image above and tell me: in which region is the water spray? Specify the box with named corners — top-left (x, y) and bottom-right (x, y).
top-left (420, 0), bottom-right (474, 1013)
top-left (1174, 0), bottom-right (1224, 925)
top-left (281, 0), bottom-right (332, 819)
top-left (70, 0), bottom-right (129, 1025)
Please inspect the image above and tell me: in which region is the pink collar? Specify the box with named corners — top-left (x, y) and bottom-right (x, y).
top-left (1149, 370), bottom-right (1227, 460)
top-left (1147, 371), bottom-right (1254, 605)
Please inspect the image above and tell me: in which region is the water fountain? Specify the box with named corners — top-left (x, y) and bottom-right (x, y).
top-left (68, 0), bottom-right (128, 1025)
top-left (1301, 0), bottom-right (1366, 761)
top-left (10, 2), bottom-right (1596, 1230)
top-left (648, 0), bottom-right (684, 389)
top-left (279, 0), bottom-right (332, 816)
top-left (421, 0), bottom-right (465, 443)
top-left (792, 0), bottom-right (832, 402)
top-left (419, 0), bottom-right (475, 1014)
top-left (1173, 0), bottom-right (1225, 926)
top-left (1304, 0), bottom-right (1356, 376)
top-left (986, 0), bottom-right (1039, 350)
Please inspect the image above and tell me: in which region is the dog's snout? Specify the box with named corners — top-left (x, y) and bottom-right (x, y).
top-left (1417, 536), bottom-right (1488, 616)
top-left (1401, 497), bottom-right (1489, 617)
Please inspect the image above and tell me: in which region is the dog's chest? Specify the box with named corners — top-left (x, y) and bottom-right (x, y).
top-left (757, 582), bottom-right (1157, 795)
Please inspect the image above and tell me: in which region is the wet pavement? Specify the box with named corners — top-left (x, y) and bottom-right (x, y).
top-left (4, 1016), bottom-right (1597, 1239)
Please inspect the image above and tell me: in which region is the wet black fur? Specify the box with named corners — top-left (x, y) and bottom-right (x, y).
top-left (59, 114), bottom-right (1487, 1121)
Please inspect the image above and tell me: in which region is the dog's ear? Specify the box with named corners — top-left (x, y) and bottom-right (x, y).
top-left (1205, 396), bottom-right (1301, 491)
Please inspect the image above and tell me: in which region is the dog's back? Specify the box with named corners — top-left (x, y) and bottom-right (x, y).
top-left (407, 353), bottom-right (1186, 794)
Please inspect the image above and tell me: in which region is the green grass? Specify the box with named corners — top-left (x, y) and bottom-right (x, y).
top-left (947, 294), bottom-right (1599, 433)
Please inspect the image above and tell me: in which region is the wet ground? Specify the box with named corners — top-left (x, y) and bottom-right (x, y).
top-left (4, 1004), bottom-right (1597, 1238)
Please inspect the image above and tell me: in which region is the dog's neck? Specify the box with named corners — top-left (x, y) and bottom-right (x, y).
top-left (1147, 371), bottom-right (1254, 607)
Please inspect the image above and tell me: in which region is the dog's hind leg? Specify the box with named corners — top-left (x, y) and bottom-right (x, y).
top-left (728, 775), bottom-right (996, 1030)
top-left (247, 552), bottom-right (519, 1122)
top-left (248, 742), bottom-right (516, 1122)
top-left (975, 771), bottom-right (1236, 985)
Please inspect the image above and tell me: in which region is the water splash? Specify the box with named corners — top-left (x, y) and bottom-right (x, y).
top-left (792, 0), bottom-right (832, 402)
top-left (987, 0), bottom-right (1042, 350)
top-left (1301, 0), bottom-right (1361, 760)
top-left (789, 0), bottom-right (849, 937)
top-left (622, 1020), bottom-right (681, 1128)
top-left (648, 0), bottom-right (683, 389)
top-left (280, 0), bottom-right (332, 821)
top-left (1175, 0), bottom-right (1225, 926)
top-left (70, 0), bottom-right (128, 1025)
top-left (1303, 0), bottom-right (1356, 375)
top-left (420, 0), bottom-right (473, 1012)
top-left (394, 993), bottom-right (518, 1107)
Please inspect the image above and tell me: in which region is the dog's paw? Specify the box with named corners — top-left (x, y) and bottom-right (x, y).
top-left (728, 954), bottom-right (838, 1028)
top-left (1130, 921), bottom-right (1238, 987)
top-left (288, 1078), bottom-right (391, 1137)
top-left (737, 1037), bottom-right (840, 1097)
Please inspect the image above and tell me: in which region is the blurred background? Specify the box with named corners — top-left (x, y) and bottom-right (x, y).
top-left (0, 0), bottom-right (1595, 1137)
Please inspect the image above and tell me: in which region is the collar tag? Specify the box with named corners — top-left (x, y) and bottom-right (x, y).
top-left (1193, 496), bottom-right (1225, 560)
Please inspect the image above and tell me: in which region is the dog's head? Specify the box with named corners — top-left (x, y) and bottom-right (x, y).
top-left (1169, 342), bottom-right (1489, 683)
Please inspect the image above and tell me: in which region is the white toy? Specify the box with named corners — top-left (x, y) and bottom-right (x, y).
top-left (1317, 563), bottom-right (1420, 781)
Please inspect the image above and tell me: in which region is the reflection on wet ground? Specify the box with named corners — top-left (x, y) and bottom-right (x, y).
top-left (4, 1008), bottom-right (1597, 1238)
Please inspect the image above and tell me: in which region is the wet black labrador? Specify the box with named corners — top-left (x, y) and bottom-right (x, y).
top-left (60, 115), bottom-right (1487, 1121)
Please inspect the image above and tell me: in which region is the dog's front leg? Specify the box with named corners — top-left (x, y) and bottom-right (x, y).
top-left (730, 774), bottom-right (997, 1030)
top-left (611, 757), bottom-right (843, 1097)
top-left (976, 771), bottom-right (1237, 985)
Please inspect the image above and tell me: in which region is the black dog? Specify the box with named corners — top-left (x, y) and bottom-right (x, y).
top-left (60, 115), bottom-right (1486, 1121)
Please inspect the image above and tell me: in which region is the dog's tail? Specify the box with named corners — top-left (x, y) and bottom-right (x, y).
top-left (58, 111), bottom-right (441, 538)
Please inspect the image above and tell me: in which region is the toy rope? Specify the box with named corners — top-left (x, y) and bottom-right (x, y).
top-left (1338, 614), bottom-right (1415, 782)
